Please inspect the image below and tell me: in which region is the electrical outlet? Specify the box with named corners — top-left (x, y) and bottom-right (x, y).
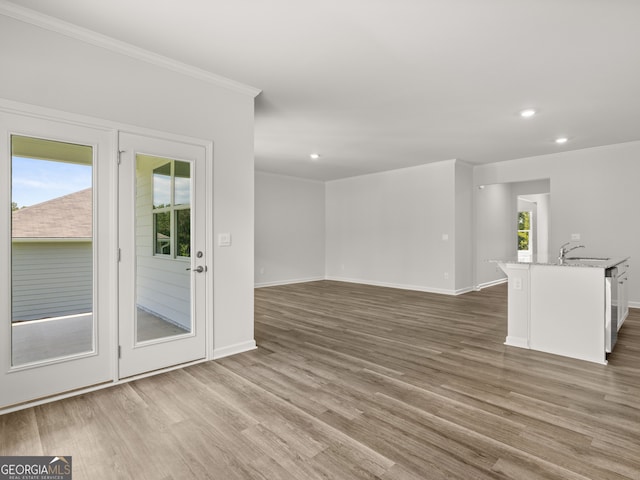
top-left (513, 278), bottom-right (522, 290)
top-left (444, 272), bottom-right (449, 280)
top-left (571, 233), bottom-right (581, 241)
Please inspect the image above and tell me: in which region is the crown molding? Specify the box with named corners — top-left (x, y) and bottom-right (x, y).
top-left (0, 0), bottom-right (261, 98)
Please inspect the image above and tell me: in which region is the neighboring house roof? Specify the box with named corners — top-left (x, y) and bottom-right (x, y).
top-left (12, 188), bottom-right (92, 239)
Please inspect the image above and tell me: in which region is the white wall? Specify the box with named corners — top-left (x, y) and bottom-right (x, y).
top-left (326, 160), bottom-right (462, 294)
top-left (0, 13), bottom-right (257, 357)
top-left (256, 161), bottom-right (473, 294)
top-left (255, 172), bottom-right (325, 286)
top-left (476, 142), bottom-right (640, 306)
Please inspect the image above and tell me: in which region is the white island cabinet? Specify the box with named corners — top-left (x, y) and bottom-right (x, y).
top-left (494, 255), bottom-right (630, 364)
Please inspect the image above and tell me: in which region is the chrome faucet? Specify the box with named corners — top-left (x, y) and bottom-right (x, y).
top-left (558, 242), bottom-right (585, 263)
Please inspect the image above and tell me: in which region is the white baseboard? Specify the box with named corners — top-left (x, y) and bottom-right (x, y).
top-left (475, 278), bottom-right (508, 291)
top-left (255, 275), bottom-right (501, 297)
top-left (213, 340), bottom-right (257, 360)
top-left (455, 286), bottom-right (475, 295)
top-left (255, 276), bottom-right (325, 288)
top-left (629, 301), bottom-right (640, 309)
top-left (325, 275), bottom-right (466, 296)
top-left (505, 336), bottom-right (529, 349)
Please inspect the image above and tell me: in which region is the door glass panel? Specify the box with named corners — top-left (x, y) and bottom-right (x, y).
top-left (174, 161), bottom-right (191, 206)
top-left (154, 211), bottom-right (171, 255)
top-left (136, 155), bottom-right (192, 343)
top-left (10, 135), bottom-right (94, 366)
top-left (152, 163), bottom-right (171, 209)
top-left (176, 209), bottom-right (191, 258)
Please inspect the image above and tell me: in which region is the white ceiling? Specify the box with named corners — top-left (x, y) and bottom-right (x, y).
top-left (8, 0), bottom-right (640, 181)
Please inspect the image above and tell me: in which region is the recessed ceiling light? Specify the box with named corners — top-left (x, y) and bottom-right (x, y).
top-left (310, 153), bottom-right (320, 160)
top-left (555, 137), bottom-right (568, 144)
top-left (520, 109), bottom-right (536, 118)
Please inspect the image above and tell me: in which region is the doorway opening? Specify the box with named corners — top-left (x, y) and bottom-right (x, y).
top-left (517, 193), bottom-right (550, 261)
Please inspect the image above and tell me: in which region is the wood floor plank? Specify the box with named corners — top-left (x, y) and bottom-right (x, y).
top-left (0, 408), bottom-right (42, 456)
top-left (1, 280), bottom-right (639, 479)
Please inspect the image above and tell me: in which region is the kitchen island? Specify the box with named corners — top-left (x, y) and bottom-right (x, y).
top-left (494, 254), bottom-right (629, 364)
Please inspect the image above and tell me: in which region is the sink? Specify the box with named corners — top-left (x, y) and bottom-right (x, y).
top-left (565, 256), bottom-right (610, 262)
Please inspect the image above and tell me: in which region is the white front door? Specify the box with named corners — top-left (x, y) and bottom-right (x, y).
top-left (0, 111), bottom-right (114, 409)
top-left (117, 132), bottom-right (207, 379)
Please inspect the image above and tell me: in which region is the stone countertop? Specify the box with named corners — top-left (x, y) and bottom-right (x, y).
top-left (490, 255), bottom-right (630, 269)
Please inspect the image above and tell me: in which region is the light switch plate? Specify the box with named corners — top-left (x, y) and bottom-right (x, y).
top-left (218, 233), bottom-right (231, 247)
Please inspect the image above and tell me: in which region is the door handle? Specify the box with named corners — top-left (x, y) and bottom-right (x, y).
top-left (186, 266), bottom-right (206, 273)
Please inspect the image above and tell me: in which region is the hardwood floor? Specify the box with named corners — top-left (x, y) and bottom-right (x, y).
top-left (2, 280), bottom-right (639, 479)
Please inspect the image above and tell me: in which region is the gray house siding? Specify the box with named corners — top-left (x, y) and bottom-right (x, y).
top-left (11, 241), bottom-right (92, 321)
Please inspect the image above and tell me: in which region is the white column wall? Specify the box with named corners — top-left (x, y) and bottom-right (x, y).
top-left (455, 161), bottom-right (474, 292)
top-left (255, 172), bottom-right (325, 287)
top-left (474, 183), bottom-right (514, 288)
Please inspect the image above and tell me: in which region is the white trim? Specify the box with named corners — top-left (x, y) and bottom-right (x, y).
top-left (325, 275), bottom-right (462, 296)
top-left (257, 276), bottom-right (477, 296)
top-left (213, 340), bottom-right (257, 360)
top-left (454, 286), bottom-right (474, 295)
top-left (0, 99), bottom-right (216, 163)
top-left (629, 302), bottom-right (640, 309)
top-left (505, 336), bottom-right (529, 349)
top-left (205, 141), bottom-right (215, 362)
top-left (0, 1), bottom-right (261, 98)
top-left (475, 277), bottom-right (508, 291)
top-left (109, 130), bottom-right (120, 389)
top-left (255, 170), bottom-right (326, 185)
top-left (0, 99), bottom-right (217, 151)
top-left (0, 98), bottom-right (113, 133)
top-left (327, 158), bottom-right (458, 185)
top-left (255, 276), bottom-right (325, 288)
top-left (0, 357), bottom-right (209, 415)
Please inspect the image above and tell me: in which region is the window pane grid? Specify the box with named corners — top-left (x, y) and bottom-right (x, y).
top-left (152, 160), bottom-right (191, 258)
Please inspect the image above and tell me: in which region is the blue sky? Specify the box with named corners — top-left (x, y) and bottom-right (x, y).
top-left (12, 157), bottom-right (92, 208)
